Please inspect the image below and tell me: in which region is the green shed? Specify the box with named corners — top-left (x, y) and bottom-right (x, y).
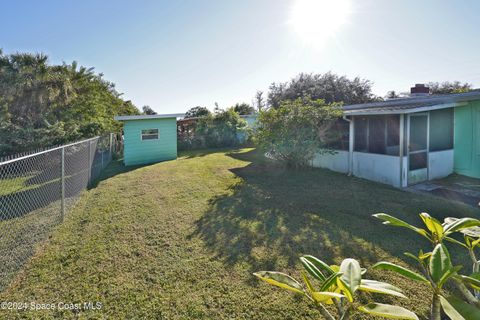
top-left (454, 100), bottom-right (480, 178)
top-left (114, 114), bottom-right (183, 166)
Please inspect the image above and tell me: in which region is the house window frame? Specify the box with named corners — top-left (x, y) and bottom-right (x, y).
top-left (141, 128), bottom-right (159, 141)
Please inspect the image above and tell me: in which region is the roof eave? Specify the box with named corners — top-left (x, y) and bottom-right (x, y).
top-left (344, 102), bottom-right (466, 116)
top-left (114, 113), bottom-right (185, 121)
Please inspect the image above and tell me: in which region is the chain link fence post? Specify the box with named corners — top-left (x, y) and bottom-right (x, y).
top-left (61, 146), bottom-right (65, 222)
top-left (109, 133), bottom-right (113, 162)
top-left (0, 134), bottom-right (114, 291)
top-left (88, 140), bottom-right (92, 186)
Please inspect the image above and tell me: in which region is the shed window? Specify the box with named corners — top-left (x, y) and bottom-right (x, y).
top-left (141, 129), bottom-right (159, 140)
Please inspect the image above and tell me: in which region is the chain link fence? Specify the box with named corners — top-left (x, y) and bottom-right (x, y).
top-left (0, 134), bottom-right (116, 290)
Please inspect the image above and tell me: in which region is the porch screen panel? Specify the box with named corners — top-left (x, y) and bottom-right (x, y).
top-left (354, 115), bottom-right (400, 155)
top-left (326, 119), bottom-right (349, 150)
top-left (429, 108), bottom-right (453, 151)
top-left (354, 117), bottom-right (368, 152)
top-left (386, 115), bottom-right (400, 155)
top-left (368, 116), bottom-right (386, 154)
top-left (410, 116), bottom-right (427, 151)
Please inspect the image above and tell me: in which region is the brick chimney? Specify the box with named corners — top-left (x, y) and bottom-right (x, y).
top-left (410, 84), bottom-right (430, 96)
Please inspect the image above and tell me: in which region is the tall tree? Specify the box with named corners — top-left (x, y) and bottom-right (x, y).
top-left (0, 51), bottom-right (140, 156)
top-left (427, 81), bottom-right (473, 94)
top-left (233, 102), bottom-right (255, 115)
top-left (385, 90), bottom-right (401, 99)
top-left (142, 105), bottom-right (157, 115)
top-left (184, 106), bottom-right (211, 118)
top-left (253, 90), bottom-right (265, 111)
top-left (267, 72), bottom-right (379, 109)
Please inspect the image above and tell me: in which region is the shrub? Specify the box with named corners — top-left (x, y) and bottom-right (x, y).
top-left (254, 97), bottom-right (342, 168)
top-left (254, 213), bottom-right (480, 319)
top-left (255, 257), bottom-right (418, 319)
top-left (178, 109), bottom-right (248, 150)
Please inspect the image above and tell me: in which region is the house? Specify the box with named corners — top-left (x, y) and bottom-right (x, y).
top-left (313, 84), bottom-right (480, 187)
top-left (114, 114), bottom-right (184, 166)
top-left (240, 114), bottom-right (258, 128)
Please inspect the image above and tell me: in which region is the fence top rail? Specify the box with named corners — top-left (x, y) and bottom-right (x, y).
top-left (0, 136), bottom-right (101, 166)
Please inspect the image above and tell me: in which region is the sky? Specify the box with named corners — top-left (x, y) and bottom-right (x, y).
top-left (1, 0), bottom-right (479, 114)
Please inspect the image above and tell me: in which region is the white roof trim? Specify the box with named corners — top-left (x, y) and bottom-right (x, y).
top-left (114, 113), bottom-right (185, 121)
top-left (344, 102), bottom-right (466, 116)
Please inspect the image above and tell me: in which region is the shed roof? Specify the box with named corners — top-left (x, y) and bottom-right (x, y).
top-left (114, 113), bottom-right (185, 121)
top-left (343, 90), bottom-right (480, 115)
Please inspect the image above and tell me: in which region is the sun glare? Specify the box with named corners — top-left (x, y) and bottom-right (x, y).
top-left (289, 0), bottom-right (351, 47)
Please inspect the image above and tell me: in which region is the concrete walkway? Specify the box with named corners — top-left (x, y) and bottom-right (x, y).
top-left (406, 179), bottom-right (480, 208)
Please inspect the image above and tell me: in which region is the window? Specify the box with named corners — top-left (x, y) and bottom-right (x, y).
top-left (141, 129), bottom-right (159, 140)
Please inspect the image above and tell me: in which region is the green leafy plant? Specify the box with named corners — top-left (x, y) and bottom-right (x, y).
top-left (254, 97), bottom-right (343, 168)
top-left (254, 256), bottom-right (418, 319)
top-left (373, 213), bottom-right (480, 319)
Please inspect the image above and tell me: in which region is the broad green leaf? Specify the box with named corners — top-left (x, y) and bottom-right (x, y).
top-left (456, 274), bottom-right (480, 291)
top-left (439, 295), bottom-right (480, 320)
top-left (438, 266), bottom-right (462, 288)
top-left (311, 291), bottom-right (345, 304)
top-left (472, 238), bottom-right (480, 247)
top-left (302, 272), bottom-right (315, 293)
top-left (319, 272), bottom-right (342, 292)
top-left (420, 212), bottom-right (444, 239)
top-left (372, 261), bottom-right (428, 283)
top-left (339, 258), bottom-right (362, 293)
top-left (443, 217), bottom-right (480, 236)
top-left (358, 303), bottom-right (418, 319)
top-left (429, 244), bottom-right (453, 284)
top-left (300, 257), bottom-right (325, 282)
top-left (330, 265), bottom-right (340, 272)
top-left (253, 271), bottom-right (304, 295)
top-left (359, 279), bottom-right (407, 298)
top-left (373, 213), bottom-right (429, 239)
top-left (336, 277), bottom-right (353, 302)
top-left (302, 255), bottom-right (334, 277)
top-left (418, 251), bottom-right (432, 261)
top-left (404, 252), bottom-right (422, 264)
top-left (444, 236), bottom-right (469, 249)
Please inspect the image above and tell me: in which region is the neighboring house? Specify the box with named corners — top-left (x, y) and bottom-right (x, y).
top-left (114, 114), bottom-right (183, 166)
top-left (240, 114), bottom-right (258, 128)
top-left (313, 84), bottom-right (480, 187)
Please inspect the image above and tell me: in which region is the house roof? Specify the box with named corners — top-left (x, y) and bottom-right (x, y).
top-left (343, 90), bottom-right (480, 115)
top-left (114, 113), bottom-right (185, 121)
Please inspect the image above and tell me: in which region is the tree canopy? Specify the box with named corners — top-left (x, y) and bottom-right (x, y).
top-left (0, 50), bottom-right (140, 156)
top-left (267, 72), bottom-right (379, 109)
top-left (255, 97), bottom-right (343, 167)
top-left (184, 106), bottom-right (211, 118)
top-left (427, 81), bottom-right (473, 94)
top-left (232, 102), bottom-right (255, 115)
top-left (142, 105), bottom-right (157, 115)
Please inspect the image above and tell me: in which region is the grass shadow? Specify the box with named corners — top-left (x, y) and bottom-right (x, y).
top-left (192, 149), bottom-right (479, 273)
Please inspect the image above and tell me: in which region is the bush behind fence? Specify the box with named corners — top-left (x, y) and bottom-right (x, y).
top-left (0, 134), bottom-right (116, 291)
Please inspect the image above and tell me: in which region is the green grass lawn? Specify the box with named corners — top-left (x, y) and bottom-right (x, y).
top-left (1, 148), bottom-right (478, 319)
